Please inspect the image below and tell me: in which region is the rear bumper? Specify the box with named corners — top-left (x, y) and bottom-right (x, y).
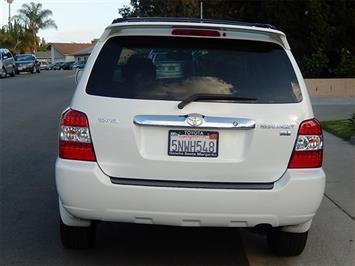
top-left (55, 158), bottom-right (325, 228)
top-left (16, 67), bottom-right (33, 72)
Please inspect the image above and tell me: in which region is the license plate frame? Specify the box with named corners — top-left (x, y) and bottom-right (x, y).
top-left (168, 130), bottom-right (219, 158)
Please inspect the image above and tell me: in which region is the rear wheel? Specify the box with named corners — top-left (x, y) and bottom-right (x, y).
top-left (267, 228), bottom-right (308, 256)
top-left (1, 67), bottom-right (7, 78)
top-left (60, 218), bottom-right (96, 249)
top-left (10, 68), bottom-right (15, 77)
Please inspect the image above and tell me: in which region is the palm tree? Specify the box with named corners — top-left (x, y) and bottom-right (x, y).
top-left (0, 21), bottom-right (32, 53)
top-left (14, 2), bottom-right (57, 52)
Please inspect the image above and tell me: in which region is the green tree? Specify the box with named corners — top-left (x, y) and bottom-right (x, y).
top-left (119, 0), bottom-right (354, 78)
top-left (334, 49), bottom-right (355, 78)
top-left (0, 20), bottom-right (32, 53)
top-left (38, 37), bottom-right (49, 51)
top-left (119, 0), bottom-right (200, 18)
top-left (14, 2), bottom-right (57, 52)
top-left (302, 48), bottom-right (329, 78)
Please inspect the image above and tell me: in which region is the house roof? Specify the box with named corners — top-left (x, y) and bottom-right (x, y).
top-left (35, 51), bottom-right (51, 58)
top-left (50, 43), bottom-right (92, 56)
top-left (71, 45), bottom-right (94, 56)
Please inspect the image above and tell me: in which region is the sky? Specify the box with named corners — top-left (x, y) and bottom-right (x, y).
top-left (0, 0), bottom-right (130, 43)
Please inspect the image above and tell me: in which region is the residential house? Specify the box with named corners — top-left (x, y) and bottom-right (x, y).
top-left (49, 43), bottom-right (93, 63)
top-left (71, 45), bottom-right (94, 62)
top-left (35, 50), bottom-right (51, 63)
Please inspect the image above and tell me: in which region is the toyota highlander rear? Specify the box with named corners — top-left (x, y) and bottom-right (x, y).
top-left (55, 18), bottom-right (325, 255)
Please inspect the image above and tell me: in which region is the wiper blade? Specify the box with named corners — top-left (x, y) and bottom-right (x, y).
top-left (178, 93), bottom-right (257, 109)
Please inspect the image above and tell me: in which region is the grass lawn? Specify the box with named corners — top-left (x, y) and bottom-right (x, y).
top-left (320, 119), bottom-right (355, 141)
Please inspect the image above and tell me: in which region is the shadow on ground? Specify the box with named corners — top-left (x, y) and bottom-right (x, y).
top-left (61, 223), bottom-right (249, 265)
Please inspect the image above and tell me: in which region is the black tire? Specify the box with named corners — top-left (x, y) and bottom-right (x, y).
top-left (1, 67), bottom-right (6, 78)
top-left (267, 228), bottom-right (308, 256)
top-left (60, 218), bottom-right (96, 249)
top-left (10, 65), bottom-right (16, 76)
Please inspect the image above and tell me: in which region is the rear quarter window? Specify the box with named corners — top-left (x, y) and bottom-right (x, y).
top-left (86, 36), bottom-right (302, 103)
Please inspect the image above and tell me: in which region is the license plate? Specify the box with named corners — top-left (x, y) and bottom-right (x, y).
top-left (168, 130), bottom-right (219, 157)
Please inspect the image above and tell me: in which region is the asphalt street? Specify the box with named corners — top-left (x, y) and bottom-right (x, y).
top-left (0, 71), bottom-right (354, 266)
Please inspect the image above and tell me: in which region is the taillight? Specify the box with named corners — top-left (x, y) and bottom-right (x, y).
top-left (59, 109), bottom-right (96, 161)
top-left (288, 119), bottom-right (323, 168)
top-left (172, 28), bottom-right (221, 37)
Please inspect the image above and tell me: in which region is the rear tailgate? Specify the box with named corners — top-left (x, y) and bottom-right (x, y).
top-left (72, 26), bottom-right (311, 184)
top-left (80, 98), bottom-right (304, 183)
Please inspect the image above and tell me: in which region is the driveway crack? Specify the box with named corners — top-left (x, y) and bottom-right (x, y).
top-left (324, 193), bottom-right (355, 221)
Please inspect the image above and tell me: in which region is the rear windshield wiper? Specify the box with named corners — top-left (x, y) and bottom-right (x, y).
top-left (178, 93), bottom-right (257, 109)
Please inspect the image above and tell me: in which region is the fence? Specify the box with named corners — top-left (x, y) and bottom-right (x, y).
top-left (305, 79), bottom-right (354, 97)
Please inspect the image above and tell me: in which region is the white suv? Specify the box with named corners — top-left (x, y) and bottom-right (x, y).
top-left (56, 18), bottom-right (325, 255)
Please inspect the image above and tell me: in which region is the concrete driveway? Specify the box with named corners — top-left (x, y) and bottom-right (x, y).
top-left (312, 97), bottom-right (355, 121)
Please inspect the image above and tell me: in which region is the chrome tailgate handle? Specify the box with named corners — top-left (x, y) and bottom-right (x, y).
top-left (133, 114), bottom-right (255, 129)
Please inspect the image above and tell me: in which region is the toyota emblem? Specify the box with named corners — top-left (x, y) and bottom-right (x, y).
top-left (186, 113), bottom-right (204, 127)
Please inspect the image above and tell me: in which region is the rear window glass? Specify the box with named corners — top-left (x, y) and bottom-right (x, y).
top-left (16, 55), bottom-right (34, 61)
top-left (86, 36), bottom-right (302, 103)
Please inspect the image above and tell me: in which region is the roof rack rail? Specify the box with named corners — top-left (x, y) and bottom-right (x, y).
top-left (112, 17), bottom-right (277, 30)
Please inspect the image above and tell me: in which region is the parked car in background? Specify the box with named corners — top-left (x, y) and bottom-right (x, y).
top-left (53, 62), bottom-right (66, 70)
top-left (40, 61), bottom-right (49, 70)
top-left (151, 51), bottom-right (185, 79)
top-left (72, 60), bottom-right (86, 70)
top-left (56, 17), bottom-right (325, 256)
top-left (15, 54), bottom-right (40, 74)
top-left (0, 48), bottom-right (16, 78)
top-left (62, 61), bottom-right (75, 70)
top-left (47, 63), bottom-right (57, 70)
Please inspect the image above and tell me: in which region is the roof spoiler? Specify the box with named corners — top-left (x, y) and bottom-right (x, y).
top-left (112, 17), bottom-right (278, 30)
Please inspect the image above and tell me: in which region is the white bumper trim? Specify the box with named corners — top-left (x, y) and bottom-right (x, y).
top-left (56, 159), bottom-right (325, 228)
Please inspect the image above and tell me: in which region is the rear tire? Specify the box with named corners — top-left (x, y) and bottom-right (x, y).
top-left (10, 68), bottom-right (15, 77)
top-left (267, 228), bottom-right (308, 256)
top-left (1, 67), bottom-right (7, 78)
top-left (60, 218), bottom-right (96, 249)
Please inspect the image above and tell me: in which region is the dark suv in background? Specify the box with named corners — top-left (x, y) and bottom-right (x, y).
top-left (15, 54), bottom-right (41, 74)
top-left (62, 61), bottom-right (75, 70)
top-left (72, 60), bottom-right (86, 70)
